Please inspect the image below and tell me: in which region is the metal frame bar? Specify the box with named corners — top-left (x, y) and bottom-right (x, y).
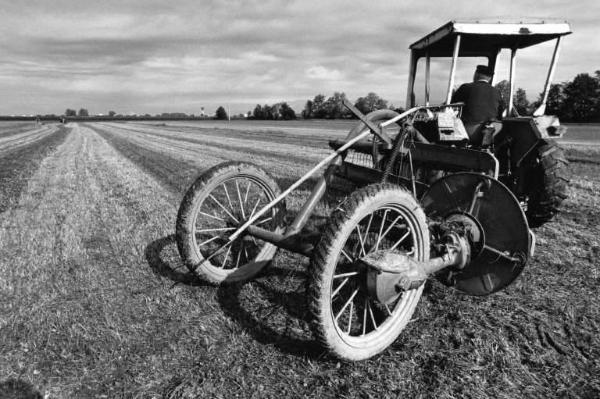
top-left (229, 106), bottom-right (425, 245)
top-left (405, 51), bottom-right (418, 108)
top-left (508, 48), bottom-right (517, 115)
top-left (425, 52), bottom-right (431, 106)
top-left (534, 37), bottom-right (562, 116)
top-left (445, 34), bottom-right (461, 104)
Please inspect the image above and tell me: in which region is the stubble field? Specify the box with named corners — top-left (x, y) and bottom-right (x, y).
top-left (0, 120), bottom-right (598, 398)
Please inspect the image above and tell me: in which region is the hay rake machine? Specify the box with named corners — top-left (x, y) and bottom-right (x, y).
top-left (176, 20), bottom-right (570, 360)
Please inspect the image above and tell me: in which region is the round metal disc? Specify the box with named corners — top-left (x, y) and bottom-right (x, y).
top-left (421, 172), bottom-right (530, 295)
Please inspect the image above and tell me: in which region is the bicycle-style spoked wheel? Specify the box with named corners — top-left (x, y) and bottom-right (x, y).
top-left (176, 162), bottom-right (284, 284)
top-left (308, 184), bottom-right (429, 360)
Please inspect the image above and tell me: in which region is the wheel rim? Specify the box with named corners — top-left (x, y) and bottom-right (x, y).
top-left (329, 204), bottom-right (425, 347)
top-left (192, 175), bottom-right (281, 273)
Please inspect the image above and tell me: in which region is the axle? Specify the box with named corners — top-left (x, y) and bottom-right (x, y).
top-left (363, 232), bottom-right (470, 304)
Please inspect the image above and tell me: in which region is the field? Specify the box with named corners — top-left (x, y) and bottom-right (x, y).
top-left (0, 120), bottom-right (598, 398)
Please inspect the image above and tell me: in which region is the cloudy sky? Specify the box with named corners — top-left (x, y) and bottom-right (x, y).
top-left (0, 0), bottom-right (598, 115)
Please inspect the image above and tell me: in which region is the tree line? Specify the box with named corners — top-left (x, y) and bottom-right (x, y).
top-left (494, 70), bottom-right (600, 122)
top-left (53, 70), bottom-right (600, 123)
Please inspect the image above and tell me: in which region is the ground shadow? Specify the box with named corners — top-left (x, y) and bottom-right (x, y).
top-left (144, 235), bottom-right (208, 287)
top-left (0, 379), bottom-right (42, 399)
top-left (215, 262), bottom-right (327, 360)
top-left (144, 235), bottom-right (328, 360)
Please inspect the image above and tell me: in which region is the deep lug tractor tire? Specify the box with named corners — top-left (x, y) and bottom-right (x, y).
top-left (308, 184), bottom-right (429, 361)
top-left (176, 161), bottom-right (284, 284)
top-left (525, 141), bottom-right (569, 228)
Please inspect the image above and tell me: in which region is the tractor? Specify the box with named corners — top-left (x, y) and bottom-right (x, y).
top-left (175, 20), bottom-right (571, 360)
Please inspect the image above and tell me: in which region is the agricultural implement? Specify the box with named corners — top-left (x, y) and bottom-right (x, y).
top-left (175, 20), bottom-right (571, 360)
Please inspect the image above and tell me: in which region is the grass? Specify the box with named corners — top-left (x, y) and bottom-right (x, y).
top-left (0, 124), bottom-right (69, 213)
top-left (0, 121), bottom-right (598, 398)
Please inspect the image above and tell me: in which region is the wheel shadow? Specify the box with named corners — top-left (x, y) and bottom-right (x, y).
top-left (215, 260), bottom-right (325, 359)
top-left (144, 235), bottom-right (207, 287)
top-left (144, 235), bottom-right (327, 360)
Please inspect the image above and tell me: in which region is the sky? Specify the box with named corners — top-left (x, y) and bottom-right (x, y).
top-left (0, 0), bottom-right (598, 116)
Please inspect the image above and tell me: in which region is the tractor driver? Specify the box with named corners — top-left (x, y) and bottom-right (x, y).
top-left (451, 65), bottom-right (505, 145)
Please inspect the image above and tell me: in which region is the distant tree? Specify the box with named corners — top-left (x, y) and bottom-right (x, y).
top-left (252, 104), bottom-right (264, 119)
top-left (263, 104), bottom-right (274, 120)
top-left (311, 94), bottom-right (327, 118)
top-left (513, 88), bottom-right (530, 115)
top-left (494, 81), bottom-right (531, 116)
top-left (108, 110), bottom-right (116, 117)
top-left (278, 102), bottom-right (296, 120)
top-left (494, 80), bottom-right (510, 107)
top-left (78, 108), bottom-right (89, 117)
top-left (215, 106), bottom-right (228, 120)
top-left (65, 108), bottom-right (76, 117)
top-left (532, 83), bottom-right (565, 116)
top-left (323, 92), bottom-right (350, 119)
top-left (354, 92), bottom-right (388, 115)
top-left (302, 100), bottom-right (314, 119)
top-left (561, 73), bottom-right (600, 121)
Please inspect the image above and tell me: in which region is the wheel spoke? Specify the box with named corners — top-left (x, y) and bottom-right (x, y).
top-left (375, 209), bottom-right (389, 251)
top-left (209, 194), bottom-right (239, 223)
top-left (255, 216), bottom-right (273, 226)
top-left (347, 301), bottom-right (354, 334)
top-left (243, 245), bottom-right (250, 263)
top-left (220, 245), bottom-right (232, 268)
top-left (235, 242), bottom-right (243, 268)
top-left (197, 234), bottom-right (222, 247)
top-left (362, 299), bottom-right (368, 336)
top-left (355, 225), bottom-right (366, 257)
top-left (332, 277), bottom-right (350, 298)
top-left (243, 181), bottom-right (251, 206)
top-left (335, 288), bottom-right (359, 322)
top-left (364, 212), bottom-right (374, 236)
top-left (385, 303), bottom-right (393, 316)
top-left (222, 182), bottom-right (235, 213)
top-left (235, 180), bottom-right (246, 220)
top-left (249, 196), bottom-right (262, 219)
top-left (199, 211), bottom-right (225, 222)
top-left (340, 249), bottom-right (354, 263)
top-left (389, 228), bottom-right (411, 251)
top-left (334, 271), bottom-right (359, 279)
top-left (378, 215), bottom-right (403, 247)
top-left (368, 301), bottom-right (378, 330)
top-left (195, 227), bottom-right (237, 233)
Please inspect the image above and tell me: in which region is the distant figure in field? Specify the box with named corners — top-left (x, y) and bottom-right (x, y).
top-left (452, 65), bottom-right (505, 145)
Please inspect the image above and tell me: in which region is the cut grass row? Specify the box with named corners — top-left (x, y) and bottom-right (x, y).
top-left (0, 124), bottom-right (69, 213)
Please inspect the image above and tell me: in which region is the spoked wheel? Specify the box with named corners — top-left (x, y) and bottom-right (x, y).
top-left (308, 184), bottom-right (429, 360)
top-left (176, 161), bottom-right (284, 284)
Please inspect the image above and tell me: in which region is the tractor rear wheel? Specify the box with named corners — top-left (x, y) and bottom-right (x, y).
top-left (307, 184), bottom-right (429, 360)
top-left (525, 141), bottom-right (569, 228)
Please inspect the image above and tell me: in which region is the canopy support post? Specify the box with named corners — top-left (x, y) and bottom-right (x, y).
top-left (534, 36), bottom-right (562, 116)
top-left (445, 34), bottom-right (461, 104)
top-left (508, 48), bottom-right (517, 116)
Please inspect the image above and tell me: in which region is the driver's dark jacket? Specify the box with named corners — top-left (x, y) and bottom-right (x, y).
top-left (451, 80), bottom-right (505, 123)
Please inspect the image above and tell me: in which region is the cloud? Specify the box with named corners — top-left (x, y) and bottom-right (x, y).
top-left (0, 0), bottom-right (597, 114)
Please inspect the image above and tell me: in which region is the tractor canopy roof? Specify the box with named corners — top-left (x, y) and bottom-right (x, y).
top-left (410, 19), bottom-right (571, 58)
